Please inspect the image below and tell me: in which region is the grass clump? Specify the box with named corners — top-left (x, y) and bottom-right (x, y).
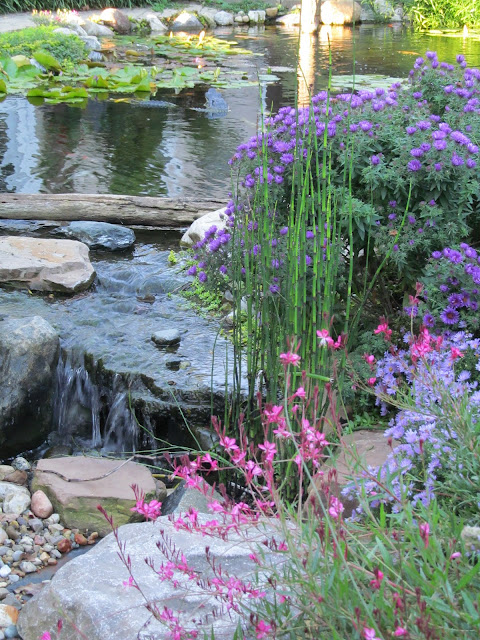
top-left (0, 25), bottom-right (86, 63)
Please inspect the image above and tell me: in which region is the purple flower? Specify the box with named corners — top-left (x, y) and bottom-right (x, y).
top-left (408, 215), bottom-right (416, 224)
top-left (451, 153), bottom-right (464, 166)
top-left (359, 120), bottom-right (373, 132)
top-left (466, 158), bottom-right (477, 169)
top-left (198, 271), bottom-right (207, 283)
top-left (440, 307), bottom-right (459, 325)
top-left (219, 265), bottom-right (227, 274)
top-left (417, 120), bottom-right (431, 131)
top-left (434, 163), bottom-right (443, 171)
top-left (371, 154), bottom-right (381, 165)
top-left (423, 313), bottom-right (435, 327)
top-left (407, 159), bottom-right (422, 172)
top-left (406, 126), bottom-right (417, 135)
top-left (280, 153), bottom-right (294, 164)
top-left (456, 54), bottom-right (465, 64)
top-left (279, 226), bottom-right (288, 236)
top-left (448, 293), bottom-right (465, 308)
top-left (389, 200), bottom-right (397, 208)
top-left (187, 265), bottom-right (197, 276)
top-left (410, 148), bottom-right (424, 158)
top-left (432, 251), bottom-right (442, 259)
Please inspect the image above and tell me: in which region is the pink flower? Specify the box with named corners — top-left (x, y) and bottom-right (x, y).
top-left (369, 568), bottom-right (384, 590)
top-left (363, 627), bottom-right (381, 640)
top-left (419, 522), bottom-right (430, 548)
top-left (122, 575), bottom-right (134, 589)
top-left (450, 551), bottom-right (461, 560)
top-left (40, 634), bottom-right (52, 640)
top-left (317, 329), bottom-right (334, 347)
top-left (279, 351), bottom-right (301, 366)
top-left (293, 386), bottom-right (306, 398)
top-left (393, 628), bottom-right (408, 637)
top-left (374, 320), bottom-right (392, 340)
top-left (367, 377), bottom-right (377, 386)
top-left (450, 347), bottom-right (464, 360)
top-left (364, 353), bottom-right (375, 365)
top-left (258, 440), bottom-right (277, 462)
top-left (328, 496), bottom-right (344, 520)
top-left (255, 620), bottom-right (273, 639)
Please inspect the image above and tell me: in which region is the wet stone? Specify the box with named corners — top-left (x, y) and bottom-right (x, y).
top-left (151, 329), bottom-right (181, 346)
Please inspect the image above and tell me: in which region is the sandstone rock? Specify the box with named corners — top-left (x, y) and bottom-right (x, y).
top-left (31, 457), bottom-right (156, 536)
top-left (266, 7), bottom-right (279, 18)
top-left (144, 13), bottom-right (167, 34)
top-left (30, 491), bottom-right (53, 520)
top-left (18, 517), bottom-right (273, 640)
top-left (248, 9), bottom-right (266, 23)
top-left (83, 20), bottom-right (114, 37)
top-left (3, 471), bottom-right (27, 486)
top-left (99, 8), bottom-right (131, 34)
top-left (151, 329), bottom-right (181, 346)
top-left (0, 317), bottom-right (59, 456)
top-left (0, 469), bottom-right (14, 482)
top-left (61, 221), bottom-right (135, 251)
top-left (0, 237), bottom-right (95, 293)
top-left (214, 10), bottom-right (234, 26)
top-left (74, 533), bottom-right (87, 546)
top-left (3, 486), bottom-right (30, 515)
top-left (0, 605), bottom-right (18, 628)
top-left (276, 12), bottom-right (301, 26)
top-left (321, 0), bottom-right (362, 24)
top-left (306, 430), bottom-right (396, 516)
top-left (171, 11), bottom-right (203, 31)
top-left (180, 207), bottom-right (227, 247)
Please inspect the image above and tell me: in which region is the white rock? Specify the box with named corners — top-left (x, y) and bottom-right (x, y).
top-left (248, 9), bottom-right (266, 23)
top-left (276, 12), bottom-right (301, 27)
top-left (0, 237), bottom-right (95, 294)
top-left (0, 603), bottom-right (17, 627)
top-left (83, 21), bottom-right (114, 37)
top-left (52, 27), bottom-right (78, 37)
top-left (180, 207), bottom-right (227, 247)
top-left (214, 10), bottom-right (234, 26)
top-left (321, 0), bottom-right (362, 25)
top-left (3, 487), bottom-right (30, 515)
top-left (0, 532), bottom-right (6, 546)
top-left (80, 35), bottom-right (102, 52)
top-left (235, 14), bottom-right (245, 23)
top-left (0, 567), bottom-right (10, 579)
top-left (145, 13), bottom-right (167, 34)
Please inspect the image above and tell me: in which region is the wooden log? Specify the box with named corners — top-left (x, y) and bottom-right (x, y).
top-left (0, 193), bottom-right (226, 228)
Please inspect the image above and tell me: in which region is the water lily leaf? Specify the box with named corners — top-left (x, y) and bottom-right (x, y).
top-left (0, 79), bottom-right (6, 94)
top-left (33, 51), bottom-right (62, 72)
top-left (85, 75), bottom-right (110, 89)
top-left (329, 74), bottom-right (404, 90)
top-left (258, 74), bottom-right (280, 83)
top-left (11, 55), bottom-right (31, 68)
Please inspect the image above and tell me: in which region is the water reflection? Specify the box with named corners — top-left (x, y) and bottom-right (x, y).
top-left (0, 25), bottom-right (479, 198)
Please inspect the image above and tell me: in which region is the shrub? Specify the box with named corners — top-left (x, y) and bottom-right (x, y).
top-left (0, 0), bottom-right (156, 13)
top-left (0, 25), bottom-right (87, 63)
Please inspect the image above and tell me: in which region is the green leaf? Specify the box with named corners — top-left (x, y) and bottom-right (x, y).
top-left (0, 78), bottom-right (6, 94)
top-left (457, 562), bottom-right (480, 591)
top-left (33, 50), bottom-right (62, 72)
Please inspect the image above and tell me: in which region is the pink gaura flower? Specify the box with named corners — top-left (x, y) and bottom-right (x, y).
top-left (374, 319), bottom-right (392, 340)
top-left (367, 377), bottom-right (377, 386)
top-left (317, 329), bottom-right (334, 348)
top-left (450, 551), bottom-right (461, 560)
top-left (258, 440), bottom-right (277, 462)
top-left (40, 634), bottom-right (52, 640)
top-left (369, 568), bottom-right (384, 590)
top-left (419, 522), bottom-right (430, 548)
top-left (122, 575), bottom-right (134, 589)
top-left (363, 627), bottom-right (382, 640)
top-left (328, 496), bottom-right (344, 520)
top-left (255, 620), bottom-right (272, 639)
top-left (394, 627), bottom-right (408, 637)
top-left (450, 346), bottom-right (464, 360)
top-left (293, 386), bottom-right (306, 398)
top-left (279, 351), bottom-right (301, 366)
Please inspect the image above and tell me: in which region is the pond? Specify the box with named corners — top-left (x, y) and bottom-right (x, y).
top-left (1, 23), bottom-right (480, 198)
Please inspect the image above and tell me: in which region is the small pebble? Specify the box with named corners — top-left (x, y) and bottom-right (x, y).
top-left (12, 458), bottom-right (30, 471)
top-left (0, 566), bottom-right (10, 578)
top-left (4, 624), bottom-right (18, 638)
top-left (45, 514), bottom-right (60, 525)
top-left (8, 576), bottom-right (18, 584)
top-left (19, 561), bottom-right (35, 574)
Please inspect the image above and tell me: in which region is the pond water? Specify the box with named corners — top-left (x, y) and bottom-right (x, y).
top-left (1, 23), bottom-right (479, 198)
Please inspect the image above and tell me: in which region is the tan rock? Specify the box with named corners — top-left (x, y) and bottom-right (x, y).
top-left (74, 533), bottom-right (88, 546)
top-left (0, 466), bottom-right (14, 481)
top-left (0, 603), bottom-right (19, 626)
top-left (266, 7), bottom-right (278, 17)
top-left (31, 490), bottom-right (54, 519)
top-left (0, 237), bottom-right (95, 293)
top-left (4, 470), bottom-right (28, 486)
top-left (32, 457), bottom-right (156, 537)
top-left (99, 8), bottom-right (131, 34)
top-left (321, 0), bottom-right (362, 25)
top-left (305, 430), bottom-right (396, 516)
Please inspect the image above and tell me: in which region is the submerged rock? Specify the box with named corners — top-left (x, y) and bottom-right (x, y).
top-left (61, 221), bottom-right (135, 251)
top-left (0, 237), bottom-right (95, 293)
top-left (151, 329), bottom-right (181, 346)
top-left (31, 457), bottom-right (157, 536)
top-left (0, 316), bottom-right (59, 456)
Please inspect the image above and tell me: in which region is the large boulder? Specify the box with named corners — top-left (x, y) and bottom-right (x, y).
top-left (31, 457), bottom-right (157, 536)
top-left (0, 237), bottom-right (95, 293)
top-left (248, 10), bottom-right (266, 23)
top-left (180, 207), bottom-right (227, 247)
top-left (144, 13), bottom-right (167, 34)
top-left (276, 12), bottom-right (301, 27)
top-left (83, 20), bottom-right (114, 37)
top-left (18, 516), bottom-right (273, 640)
top-left (0, 316), bottom-right (59, 456)
top-left (321, 0), bottom-right (362, 24)
top-left (99, 8), bottom-right (131, 34)
top-left (60, 221), bottom-right (135, 251)
top-left (214, 10), bottom-right (234, 26)
top-left (170, 11), bottom-right (203, 31)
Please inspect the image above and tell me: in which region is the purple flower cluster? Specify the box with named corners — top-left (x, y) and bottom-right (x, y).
top-left (343, 331), bottom-right (480, 514)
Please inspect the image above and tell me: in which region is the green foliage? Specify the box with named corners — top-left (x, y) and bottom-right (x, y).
top-left (167, 250), bottom-right (178, 265)
top-left (405, 0), bottom-right (480, 29)
top-left (183, 277), bottom-right (224, 314)
top-left (0, 25), bottom-right (86, 63)
top-left (0, 0), bottom-right (158, 13)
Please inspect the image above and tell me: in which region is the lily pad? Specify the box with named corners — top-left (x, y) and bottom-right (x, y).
top-left (329, 74), bottom-right (404, 90)
top-left (32, 50), bottom-right (62, 72)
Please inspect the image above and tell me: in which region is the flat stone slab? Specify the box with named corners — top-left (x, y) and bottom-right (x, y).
top-left (18, 516), bottom-right (273, 640)
top-left (31, 457), bottom-right (156, 536)
top-left (0, 237), bottom-right (95, 293)
top-left (62, 221), bottom-right (136, 251)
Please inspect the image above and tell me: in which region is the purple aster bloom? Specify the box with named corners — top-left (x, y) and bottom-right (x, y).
top-left (198, 271), bottom-right (207, 283)
top-left (389, 200), bottom-right (397, 208)
top-left (417, 120), bottom-right (431, 130)
top-left (440, 307), bottom-right (459, 325)
top-left (219, 265), bottom-right (227, 275)
top-left (393, 244), bottom-right (399, 251)
top-left (274, 175), bottom-right (284, 184)
top-left (408, 215), bottom-right (416, 224)
top-left (432, 251), bottom-right (442, 259)
top-left (428, 199), bottom-right (436, 206)
top-left (466, 158), bottom-right (477, 169)
top-left (279, 226), bottom-right (288, 236)
top-left (439, 284), bottom-right (449, 292)
top-left (408, 159), bottom-right (422, 172)
top-left (371, 154), bottom-right (381, 165)
top-left (426, 51), bottom-right (436, 60)
top-left (467, 143), bottom-right (479, 154)
top-left (306, 230), bottom-right (314, 239)
top-left (450, 131), bottom-right (470, 145)
top-left (406, 126), bottom-right (417, 135)
top-left (423, 313), bottom-right (435, 327)
top-left (359, 120), bottom-right (373, 132)
top-left (434, 140), bottom-right (447, 150)
top-left (444, 85), bottom-right (454, 94)
top-left (280, 153), bottom-right (294, 164)
top-left (410, 148), bottom-right (424, 157)
top-left (456, 54), bottom-right (465, 63)
top-left (451, 153), bottom-right (464, 166)
top-left (420, 142), bottom-right (431, 152)
top-left (448, 293), bottom-right (465, 308)
top-left (434, 163), bottom-right (443, 171)
top-left (465, 247), bottom-right (477, 259)
top-left (187, 265), bottom-right (197, 276)
top-left (432, 130), bottom-right (447, 140)
top-left (388, 213), bottom-right (397, 220)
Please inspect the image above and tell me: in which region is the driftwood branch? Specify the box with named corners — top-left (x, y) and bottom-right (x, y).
top-left (0, 193), bottom-right (225, 228)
